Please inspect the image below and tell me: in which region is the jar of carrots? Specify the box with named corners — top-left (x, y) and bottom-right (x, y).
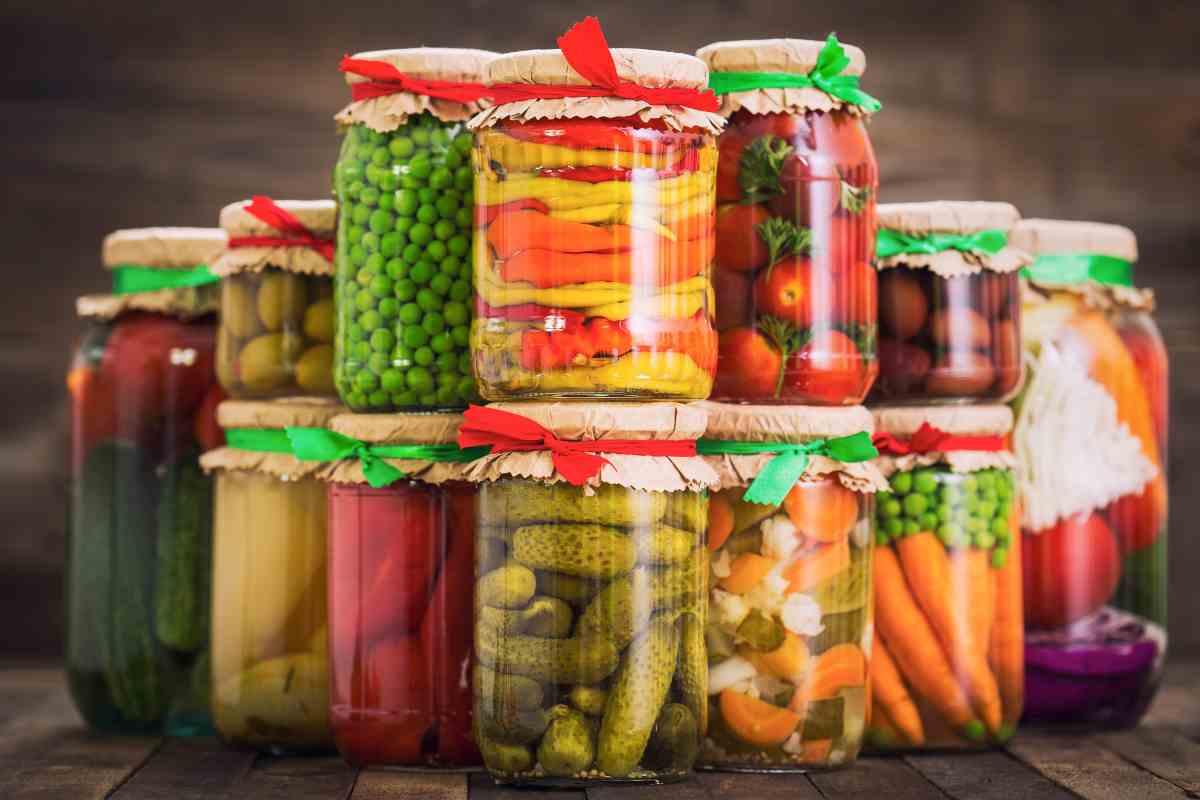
top-left (1011, 219), bottom-right (1167, 728)
top-left (867, 405), bottom-right (1023, 750)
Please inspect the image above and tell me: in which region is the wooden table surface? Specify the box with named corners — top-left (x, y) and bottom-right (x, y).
top-left (1, 661), bottom-right (1196, 800)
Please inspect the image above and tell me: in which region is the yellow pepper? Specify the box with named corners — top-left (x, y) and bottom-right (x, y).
top-left (483, 133), bottom-right (683, 172)
top-left (482, 171), bottom-right (712, 211)
top-left (583, 286), bottom-right (712, 321)
top-left (477, 269), bottom-right (711, 311)
top-left (481, 351), bottom-right (710, 398)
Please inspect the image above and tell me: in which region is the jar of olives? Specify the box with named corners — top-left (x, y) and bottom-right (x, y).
top-left (332, 48), bottom-right (496, 412)
top-left (213, 197), bottom-right (336, 399)
top-left (870, 202), bottom-right (1030, 404)
top-left (697, 35), bottom-right (881, 406)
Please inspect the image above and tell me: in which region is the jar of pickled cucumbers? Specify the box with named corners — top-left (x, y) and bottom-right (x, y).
top-left (67, 227), bottom-right (226, 735)
top-left (199, 398), bottom-right (341, 753)
top-left (463, 402), bottom-right (719, 784)
top-left (697, 35), bottom-right (881, 405)
top-left (333, 48), bottom-right (496, 412)
top-left (212, 197), bottom-right (337, 398)
top-left (870, 202), bottom-right (1030, 404)
top-left (1010, 219), bottom-right (1167, 728)
top-left (695, 402), bottom-right (884, 770)
top-left (867, 405), bottom-right (1022, 750)
top-left (469, 27), bottom-right (725, 400)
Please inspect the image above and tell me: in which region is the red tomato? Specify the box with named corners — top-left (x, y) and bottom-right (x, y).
top-left (875, 338), bottom-right (932, 397)
top-left (713, 267), bottom-right (754, 332)
top-left (1117, 322), bottom-right (1169, 452)
top-left (102, 313), bottom-right (215, 427)
top-left (782, 330), bottom-right (868, 404)
top-left (192, 383), bottom-right (226, 452)
top-left (1106, 487), bottom-right (1164, 554)
top-left (366, 635), bottom-right (432, 714)
top-left (811, 211), bottom-right (874, 273)
top-left (1022, 512), bottom-right (1122, 628)
top-left (715, 327), bottom-right (782, 399)
top-left (67, 366), bottom-right (118, 471)
top-left (714, 204), bottom-right (771, 273)
top-left (767, 162), bottom-right (843, 224)
top-left (754, 257), bottom-right (814, 327)
top-left (716, 132), bottom-right (748, 203)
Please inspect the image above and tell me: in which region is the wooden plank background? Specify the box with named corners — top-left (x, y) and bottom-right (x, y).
top-left (2, 0), bottom-right (1198, 655)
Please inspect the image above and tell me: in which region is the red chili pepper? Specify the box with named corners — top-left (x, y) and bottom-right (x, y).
top-left (503, 118), bottom-right (700, 153)
top-left (534, 164), bottom-right (693, 183)
top-left (358, 487), bottom-right (443, 640)
top-left (474, 197), bottom-right (551, 228)
top-left (333, 634), bottom-right (433, 766)
top-left (475, 300), bottom-right (588, 326)
top-left (519, 317), bottom-right (635, 370)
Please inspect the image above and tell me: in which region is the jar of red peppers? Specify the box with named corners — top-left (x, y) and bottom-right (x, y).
top-left (870, 202), bottom-right (1030, 404)
top-left (697, 35), bottom-right (880, 405)
top-left (695, 402), bottom-right (884, 770)
top-left (212, 197), bottom-right (337, 399)
top-left (866, 405), bottom-right (1023, 750)
top-left (470, 20), bottom-right (725, 400)
top-left (1010, 219), bottom-right (1167, 728)
top-left (462, 402), bottom-right (718, 784)
top-left (198, 398), bottom-right (341, 753)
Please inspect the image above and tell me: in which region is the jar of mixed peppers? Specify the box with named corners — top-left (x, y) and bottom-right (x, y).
top-left (464, 402), bottom-right (718, 784)
top-left (867, 405), bottom-right (1023, 750)
top-left (212, 197), bottom-right (337, 398)
top-left (67, 227), bottom-right (226, 735)
top-left (870, 202), bottom-right (1029, 404)
top-left (697, 35), bottom-right (880, 405)
top-left (333, 48), bottom-right (496, 412)
top-left (469, 40), bottom-right (725, 400)
top-left (1010, 219), bottom-right (1167, 728)
top-left (199, 398), bottom-right (342, 754)
top-left (696, 402), bottom-right (884, 770)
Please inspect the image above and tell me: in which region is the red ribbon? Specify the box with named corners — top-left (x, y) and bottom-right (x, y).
top-left (457, 404), bottom-right (697, 486)
top-left (489, 17), bottom-right (720, 113)
top-left (872, 422), bottom-right (1007, 456)
top-left (339, 55), bottom-right (492, 104)
top-left (227, 196), bottom-right (335, 262)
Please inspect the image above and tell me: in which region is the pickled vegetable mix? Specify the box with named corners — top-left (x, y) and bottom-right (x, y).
top-left (470, 18), bottom-right (725, 400)
top-left (68, 227), bottom-right (226, 735)
top-left (1011, 219), bottom-right (1167, 728)
top-left (698, 35), bottom-right (880, 405)
top-left (867, 406), bottom-right (1023, 750)
top-left (870, 202), bottom-right (1030, 404)
top-left (696, 403), bottom-right (885, 770)
top-left (332, 48), bottom-right (496, 411)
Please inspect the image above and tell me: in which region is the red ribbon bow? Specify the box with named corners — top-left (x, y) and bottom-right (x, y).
top-left (227, 196), bottom-right (335, 262)
top-left (339, 55), bottom-right (493, 104)
top-left (488, 17), bottom-right (720, 112)
top-left (457, 404), bottom-right (697, 486)
top-left (872, 423), bottom-right (1007, 456)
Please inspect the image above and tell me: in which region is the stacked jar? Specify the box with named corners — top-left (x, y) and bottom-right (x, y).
top-left (1010, 219), bottom-right (1167, 727)
top-left (67, 227), bottom-right (226, 735)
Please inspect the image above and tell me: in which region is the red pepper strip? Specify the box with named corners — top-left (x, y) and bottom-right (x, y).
top-left (490, 211), bottom-right (715, 261)
top-left (628, 311), bottom-right (718, 374)
top-left (474, 197), bottom-right (551, 228)
top-left (502, 118), bottom-right (702, 153)
top-left (360, 488), bottom-right (443, 640)
top-left (500, 235), bottom-right (713, 289)
top-left (520, 317), bottom-right (633, 371)
top-left (334, 635), bottom-right (432, 765)
top-left (474, 300), bottom-right (588, 325)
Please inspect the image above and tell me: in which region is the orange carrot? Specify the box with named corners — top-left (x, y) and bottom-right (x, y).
top-left (947, 547), bottom-right (1002, 734)
top-left (782, 479), bottom-right (858, 544)
top-left (868, 700), bottom-right (904, 748)
top-left (870, 633), bottom-right (925, 746)
top-left (499, 235), bottom-right (713, 288)
top-left (719, 553), bottom-right (776, 594)
top-left (799, 643), bottom-right (866, 702)
top-left (489, 209), bottom-right (715, 258)
top-left (990, 505), bottom-right (1025, 730)
top-left (782, 539), bottom-right (850, 593)
top-left (719, 689), bottom-right (801, 746)
top-left (707, 493), bottom-right (735, 552)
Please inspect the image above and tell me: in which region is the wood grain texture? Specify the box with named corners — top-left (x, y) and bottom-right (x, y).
top-left (1008, 733), bottom-right (1191, 800)
top-left (468, 771), bottom-right (583, 800)
top-left (1095, 727), bottom-right (1200, 798)
top-left (351, 771), bottom-right (468, 800)
top-left (108, 737), bottom-right (255, 799)
top-left (696, 770), bottom-right (824, 800)
top-left (806, 756), bottom-right (944, 800)
top-left (905, 750), bottom-right (1077, 800)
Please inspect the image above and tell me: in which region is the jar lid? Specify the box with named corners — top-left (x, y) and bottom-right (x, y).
top-left (1012, 218), bottom-right (1153, 312)
top-left (212, 198), bottom-right (336, 277)
top-left (872, 404), bottom-right (1015, 476)
top-left (217, 397), bottom-right (344, 430)
top-left (200, 397), bottom-right (345, 479)
top-left (876, 201), bottom-right (1032, 277)
top-left (1012, 218), bottom-right (1138, 262)
top-left (318, 411), bottom-right (478, 487)
top-left (102, 227), bottom-right (227, 270)
top-left (330, 411), bottom-right (462, 446)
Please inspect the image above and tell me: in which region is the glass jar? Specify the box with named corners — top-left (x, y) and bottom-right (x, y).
top-left (66, 227), bottom-right (226, 735)
top-left (332, 48), bottom-right (496, 413)
top-left (698, 37), bottom-right (879, 405)
top-left (1011, 219), bottom-right (1167, 728)
top-left (870, 202), bottom-right (1026, 404)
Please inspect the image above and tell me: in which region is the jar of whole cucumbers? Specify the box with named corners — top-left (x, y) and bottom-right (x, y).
top-left (67, 227), bottom-right (226, 735)
top-left (696, 402), bottom-right (885, 770)
top-left (212, 197), bottom-right (337, 398)
top-left (333, 48), bottom-right (496, 412)
top-left (465, 402), bottom-right (719, 784)
top-left (697, 35), bottom-right (881, 405)
top-left (199, 398), bottom-right (342, 753)
top-left (1011, 219), bottom-right (1167, 728)
top-left (867, 405), bottom-right (1022, 750)
top-left (469, 28), bottom-right (725, 401)
top-left (870, 202), bottom-right (1030, 404)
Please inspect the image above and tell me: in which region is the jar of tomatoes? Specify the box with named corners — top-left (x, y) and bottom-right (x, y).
top-left (866, 405), bottom-right (1023, 750)
top-left (1010, 219), bottom-right (1167, 728)
top-left (212, 197), bottom-right (337, 398)
top-left (321, 412), bottom-right (481, 767)
top-left (697, 35), bottom-right (880, 405)
top-left (871, 202), bottom-right (1029, 403)
top-left (696, 402), bottom-right (885, 770)
top-left (67, 227), bottom-right (226, 735)
top-left (469, 31), bottom-right (724, 400)
top-left (199, 398), bottom-right (341, 753)
top-left (333, 48), bottom-right (496, 412)
top-left (464, 402), bottom-right (718, 784)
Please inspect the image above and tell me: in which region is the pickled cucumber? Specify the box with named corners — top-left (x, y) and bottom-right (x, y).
top-left (642, 703), bottom-right (698, 772)
top-left (538, 705), bottom-right (596, 777)
top-left (568, 685), bottom-right (608, 716)
top-left (474, 665), bottom-right (544, 712)
top-left (480, 482), bottom-right (666, 528)
top-left (635, 524), bottom-right (695, 565)
top-left (723, 528), bottom-right (764, 557)
top-left (477, 725), bottom-right (534, 774)
top-left (477, 561), bottom-right (536, 609)
top-left (479, 596), bottom-right (573, 639)
top-left (480, 704), bottom-right (550, 745)
top-left (512, 524), bottom-right (636, 579)
top-left (737, 609), bottom-right (786, 652)
top-left (664, 492), bottom-right (707, 534)
top-left (477, 537), bottom-right (508, 576)
top-left (677, 612), bottom-right (708, 735)
top-left (476, 624), bottom-right (620, 685)
top-left (294, 344), bottom-right (334, 394)
top-left (257, 272), bottom-right (308, 331)
top-left (536, 570), bottom-right (603, 607)
top-left (730, 494), bottom-right (777, 537)
top-left (577, 564), bottom-right (703, 648)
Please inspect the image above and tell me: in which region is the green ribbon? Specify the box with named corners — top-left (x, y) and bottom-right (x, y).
top-left (697, 431), bottom-right (878, 506)
top-left (285, 427), bottom-right (489, 489)
top-left (708, 34), bottom-right (882, 113)
top-left (225, 428), bottom-right (294, 454)
top-left (875, 228), bottom-right (1008, 260)
top-left (111, 264), bottom-right (220, 295)
top-left (1020, 253), bottom-right (1134, 288)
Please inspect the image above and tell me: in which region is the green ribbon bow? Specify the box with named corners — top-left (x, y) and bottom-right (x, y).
top-left (285, 427), bottom-right (489, 489)
top-left (225, 428), bottom-right (294, 454)
top-left (1020, 253), bottom-right (1134, 288)
top-left (875, 228), bottom-right (1008, 261)
top-left (697, 431), bottom-right (878, 506)
top-left (708, 34), bottom-right (882, 113)
top-left (111, 263), bottom-right (220, 295)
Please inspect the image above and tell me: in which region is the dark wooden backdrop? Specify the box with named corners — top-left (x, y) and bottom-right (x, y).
top-left (3, 0), bottom-right (1198, 656)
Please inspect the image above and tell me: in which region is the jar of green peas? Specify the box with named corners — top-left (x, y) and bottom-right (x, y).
top-left (332, 48), bottom-right (496, 412)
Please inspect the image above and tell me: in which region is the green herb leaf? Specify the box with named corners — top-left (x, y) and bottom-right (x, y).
top-left (839, 180), bottom-right (872, 215)
top-left (841, 322), bottom-right (877, 360)
top-left (738, 135), bottom-right (794, 203)
top-left (758, 315), bottom-right (812, 399)
top-left (756, 217), bottom-right (813, 274)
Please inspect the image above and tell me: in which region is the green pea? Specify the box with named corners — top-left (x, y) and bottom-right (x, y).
top-left (352, 204), bottom-right (371, 225)
top-left (940, 485), bottom-right (961, 505)
top-left (457, 375), bottom-right (476, 400)
top-left (449, 280), bottom-right (471, 302)
top-left (361, 232), bottom-right (381, 253)
top-left (443, 301), bottom-right (469, 327)
top-left (411, 128), bottom-right (431, 146)
top-left (453, 131), bottom-right (473, 154)
top-left (369, 274), bottom-right (393, 298)
top-left (395, 216), bottom-right (414, 237)
top-left (370, 329), bottom-right (396, 353)
top-left (976, 501), bottom-right (997, 520)
top-left (351, 341), bottom-right (371, 363)
top-left (430, 332), bottom-right (453, 354)
top-left (876, 490), bottom-right (895, 507)
top-left (398, 174), bottom-right (421, 190)
top-left (401, 325), bottom-right (428, 349)
top-left (390, 136), bottom-right (415, 159)
top-left (974, 532), bottom-right (996, 549)
top-left (454, 165), bottom-right (473, 191)
top-left (913, 469), bottom-right (940, 495)
top-left (410, 261), bottom-right (435, 285)
top-left (407, 366), bottom-right (434, 394)
top-left (936, 524), bottom-right (954, 547)
top-left (452, 325), bottom-right (471, 348)
top-left (360, 185), bottom-right (381, 207)
top-left (434, 219), bottom-right (456, 240)
top-left (419, 392), bottom-right (439, 407)
top-left (980, 486), bottom-right (999, 505)
top-left (380, 232), bottom-right (403, 258)
top-left (963, 495), bottom-right (980, 513)
top-left (436, 194), bottom-right (460, 218)
top-left (367, 352), bottom-right (389, 375)
top-left (395, 189), bottom-right (419, 217)
top-left (346, 390), bottom-right (368, 409)
top-left (355, 369), bottom-right (380, 391)
top-left (354, 290), bottom-right (376, 312)
top-left (447, 234), bottom-right (470, 257)
top-left (429, 167), bottom-right (453, 190)
top-left (365, 253), bottom-right (385, 274)
top-left (430, 274), bottom-right (452, 297)
top-left (414, 346), bottom-right (435, 366)
top-left (367, 390), bottom-right (389, 407)
top-left (409, 156), bottom-right (432, 180)
top-left (381, 368), bottom-right (406, 393)
top-left (392, 345), bottom-right (414, 365)
top-left (378, 298), bottom-right (399, 320)
top-left (378, 172), bottom-right (399, 193)
top-left (346, 323), bottom-right (365, 343)
top-left (371, 147), bottom-right (390, 166)
top-left (889, 472), bottom-right (913, 495)
top-left (884, 518), bottom-right (903, 538)
top-left (903, 493), bottom-right (929, 518)
top-left (439, 255), bottom-right (461, 276)
top-left (430, 128), bottom-right (450, 148)
top-left (903, 520), bottom-right (921, 537)
top-left (359, 310), bottom-right (383, 332)
top-left (417, 288), bottom-right (442, 312)
top-left (392, 390), bottom-right (418, 407)
top-left (417, 187), bottom-right (437, 205)
top-left (385, 258), bottom-right (406, 281)
top-left (443, 148), bottom-right (463, 170)
top-left (417, 204), bottom-right (438, 225)
top-left (425, 240), bottom-right (448, 262)
top-left (347, 225), bottom-right (365, 245)
top-left (457, 351), bottom-right (473, 374)
top-left (340, 161), bottom-right (365, 184)
top-left (369, 209), bottom-right (394, 235)
top-left (965, 517), bottom-right (986, 535)
top-left (409, 222), bottom-right (434, 246)
top-left (880, 498), bottom-right (902, 518)
top-left (991, 549), bottom-right (1009, 569)
top-left (455, 207), bottom-right (473, 229)
top-left (962, 475), bottom-right (979, 494)
top-left (394, 279), bottom-right (418, 302)
top-left (976, 472), bottom-right (997, 492)
top-left (436, 370), bottom-right (456, 388)
top-left (398, 303), bottom-right (422, 325)
top-left (991, 516), bottom-right (1009, 539)
top-left (919, 512), bottom-right (939, 531)
top-left (364, 164), bottom-right (383, 185)
top-left (402, 243), bottom-right (423, 265)
top-left (422, 311), bottom-right (445, 335)
top-left (435, 384), bottom-right (458, 405)
top-left (936, 503), bottom-right (952, 522)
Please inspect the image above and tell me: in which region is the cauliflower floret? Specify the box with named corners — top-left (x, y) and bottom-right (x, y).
top-left (709, 656), bottom-right (758, 694)
top-left (760, 513), bottom-right (799, 561)
top-left (743, 561), bottom-right (790, 619)
top-left (711, 548), bottom-right (733, 579)
top-left (711, 588), bottom-right (751, 629)
top-left (780, 592), bottom-right (825, 637)
top-left (782, 732), bottom-right (804, 755)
